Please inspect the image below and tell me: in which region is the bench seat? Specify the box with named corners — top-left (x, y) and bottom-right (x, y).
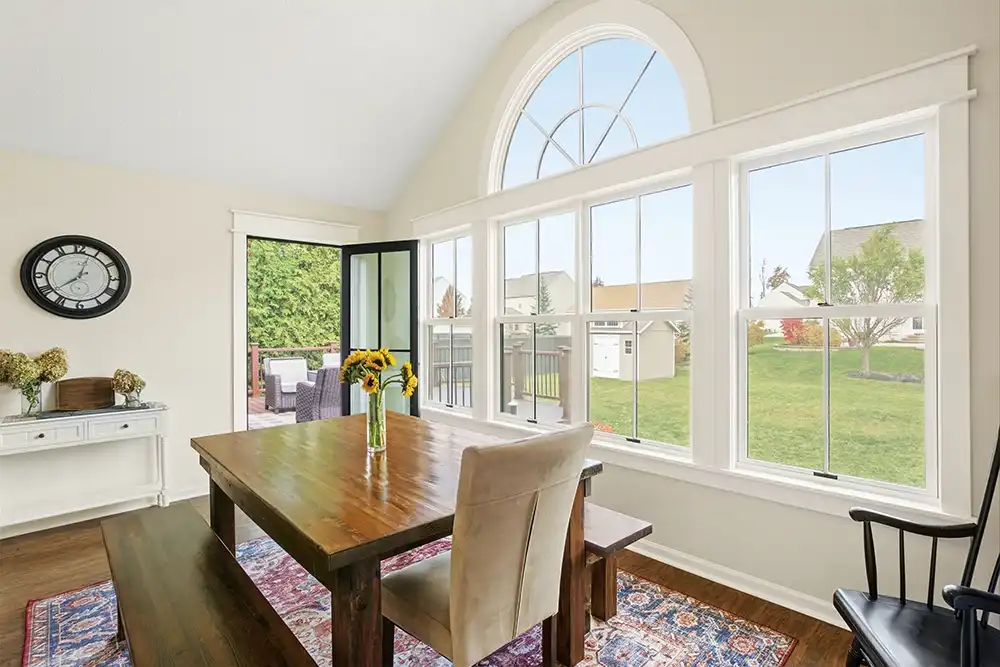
top-left (102, 504), bottom-right (315, 667)
top-left (584, 502), bottom-right (653, 621)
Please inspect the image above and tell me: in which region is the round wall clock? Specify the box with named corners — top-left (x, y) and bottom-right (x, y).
top-left (20, 235), bottom-right (132, 319)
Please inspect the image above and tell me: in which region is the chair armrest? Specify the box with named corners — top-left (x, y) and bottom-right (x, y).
top-left (943, 585), bottom-right (1000, 614)
top-left (307, 370), bottom-right (318, 382)
top-left (849, 507), bottom-right (978, 539)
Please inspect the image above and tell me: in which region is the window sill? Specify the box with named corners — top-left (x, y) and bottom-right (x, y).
top-left (590, 438), bottom-right (973, 525)
top-left (418, 408), bottom-right (971, 526)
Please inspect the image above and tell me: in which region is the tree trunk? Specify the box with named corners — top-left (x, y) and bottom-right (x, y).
top-left (861, 346), bottom-right (871, 374)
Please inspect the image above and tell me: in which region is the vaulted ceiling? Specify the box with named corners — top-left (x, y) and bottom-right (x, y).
top-left (0, 0), bottom-right (555, 210)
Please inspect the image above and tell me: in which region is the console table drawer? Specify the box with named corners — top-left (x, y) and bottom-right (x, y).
top-left (89, 415), bottom-right (159, 440)
top-left (0, 423), bottom-right (85, 452)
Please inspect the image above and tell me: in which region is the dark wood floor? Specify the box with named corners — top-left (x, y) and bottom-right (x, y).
top-left (0, 498), bottom-right (852, 666)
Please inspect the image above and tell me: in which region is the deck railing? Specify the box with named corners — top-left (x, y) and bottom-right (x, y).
top-left (248, 342), bottom-right (339, 397)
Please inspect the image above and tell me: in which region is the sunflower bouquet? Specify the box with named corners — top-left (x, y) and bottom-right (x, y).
top-left (0, 347), bottom-right (68, 417)
top-left (340, 349), bottom-right (417, 452)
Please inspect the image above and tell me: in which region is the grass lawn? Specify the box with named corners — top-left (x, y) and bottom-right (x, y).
top-left (589, 342), bottom-right (926, 487)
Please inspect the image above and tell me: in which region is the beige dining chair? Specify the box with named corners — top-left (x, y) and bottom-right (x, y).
top-left (381, 424), bottom-right (595, 667)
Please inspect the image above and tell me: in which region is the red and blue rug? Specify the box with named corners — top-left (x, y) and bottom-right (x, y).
top-left (23, 536), bottom-right (795, 666)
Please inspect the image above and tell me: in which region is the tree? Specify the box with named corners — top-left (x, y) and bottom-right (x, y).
top-left (437, 285), bottom-right (467, 318)
top-left (806, 227), bottom-right (923, 373)
top-left (767, 265), bottom-right (790, 291)
top-left (592, 276), bottom-right (605, 287)
top-left (536, 276), bottom-right (557, 336)
top-left (756, 258), bottom-right (768, 305)
top-left (247, 239), bottom-right (341, 365)
top-left (675, 285), bottom-right (694, 344)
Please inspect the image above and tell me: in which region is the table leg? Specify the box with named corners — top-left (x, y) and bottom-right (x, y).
top-left (209, 479), bottom-right (235, 553)
top-left (557, 481), bottom-right (586, 666)
top-left (323, 557), bottom-right (382, 667)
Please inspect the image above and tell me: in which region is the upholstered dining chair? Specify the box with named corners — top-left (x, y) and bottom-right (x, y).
top-left (381, 424), bottom-right (595, 667)
top-left (834, 427), bottom-right (1000, 667)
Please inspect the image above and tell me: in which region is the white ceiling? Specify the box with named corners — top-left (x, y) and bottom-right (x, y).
top-left (0, 0), bottom-right (555, 210)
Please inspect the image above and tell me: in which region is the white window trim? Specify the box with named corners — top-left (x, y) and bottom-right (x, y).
top-left (414, 47), bottom-right (975, 524)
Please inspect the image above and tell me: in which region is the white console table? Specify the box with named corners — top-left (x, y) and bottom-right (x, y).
top-left (0, 405), bottom-right (168, 534)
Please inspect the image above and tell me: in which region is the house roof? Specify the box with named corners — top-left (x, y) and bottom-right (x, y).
top-left (591, 279), bottom-right (691, 311)
top-left (504, 271), bottom-right (572, 298)
top-left (809, 219), bottom-right (923, 269)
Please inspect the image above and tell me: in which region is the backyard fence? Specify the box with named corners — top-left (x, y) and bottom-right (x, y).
top-left (428, 336), bottom-right (572, 420)
top-left (248, 342), bottom-right (339, 397)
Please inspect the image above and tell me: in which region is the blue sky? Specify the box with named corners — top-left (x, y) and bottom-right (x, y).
top-left (434, 39), bottom-right (925, 307)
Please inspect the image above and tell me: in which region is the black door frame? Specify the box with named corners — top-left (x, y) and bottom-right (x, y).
top-left (340, 240), bottom-right (420, 417)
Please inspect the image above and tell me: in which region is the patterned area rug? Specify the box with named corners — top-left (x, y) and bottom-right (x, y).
top-left (23, 536), bottom-right (796, 666)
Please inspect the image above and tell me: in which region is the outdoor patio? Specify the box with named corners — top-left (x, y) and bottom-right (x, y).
top-left (248, 395), bottom-right (297, 430)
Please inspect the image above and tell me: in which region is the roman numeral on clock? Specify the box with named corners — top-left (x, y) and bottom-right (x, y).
top-left (39, 284), bottom-right (53, 296)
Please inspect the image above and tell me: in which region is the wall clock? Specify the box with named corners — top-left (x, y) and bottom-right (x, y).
top-left (20, 235), bottom-right (132, 319)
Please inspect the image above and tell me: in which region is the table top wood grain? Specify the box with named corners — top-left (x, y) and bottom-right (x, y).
top-left (192, 411), bottom-right (602, 573)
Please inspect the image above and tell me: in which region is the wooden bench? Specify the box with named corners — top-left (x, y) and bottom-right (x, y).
top-left (584, 502), bottom-right (653, 621)
top-left (101, 503), bottom-right (316, 666)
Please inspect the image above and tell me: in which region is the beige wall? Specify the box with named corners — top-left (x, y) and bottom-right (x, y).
top-left (0, 149), bottom-right (383, 498)
top-left (389, 0), bottom-right (1000, 607)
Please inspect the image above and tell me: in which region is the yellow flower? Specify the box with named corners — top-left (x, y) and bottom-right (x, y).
top-left (379, 348), bottom-right (397, 368)
top-left (112, 369), bottom-right (145, 395)
top-left (366, 351), bottom-right (388, 372)
top-left (402, 374), bottom-right (418, 398)
top-left (361, 373), bottom-right (380, 394)
top-left (4, 353), bottom-right (41, 390)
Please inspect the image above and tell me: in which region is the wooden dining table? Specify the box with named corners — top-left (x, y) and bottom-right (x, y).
top-left (191, 411), bottom-right (603, 667)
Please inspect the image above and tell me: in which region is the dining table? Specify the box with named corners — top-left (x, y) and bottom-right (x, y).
top-left (191, 411), bottom-right (603, 667)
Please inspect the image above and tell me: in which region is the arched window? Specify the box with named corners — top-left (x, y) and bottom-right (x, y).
top-left (500, 37), bottom-right (690, 190)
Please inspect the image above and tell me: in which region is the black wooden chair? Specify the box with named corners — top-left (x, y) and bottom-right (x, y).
top-left (834, 427), bottom-right (1000, 666)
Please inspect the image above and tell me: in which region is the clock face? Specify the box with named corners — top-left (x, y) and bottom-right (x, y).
top-left (20, 236), bottom-right (131, 319)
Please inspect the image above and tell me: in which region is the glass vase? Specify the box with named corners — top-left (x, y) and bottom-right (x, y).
top-left (366, 391), bottom-right (387, 454)
top-left (124, 391), bottom-right (143, 408)
top-left (20, 380), bottom-right (42, 418)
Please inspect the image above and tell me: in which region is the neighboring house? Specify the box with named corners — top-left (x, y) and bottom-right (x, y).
top-left (757, 282), bottom-right (811, 332)
top-left (760, 219), bottom-right (925, 342)
top-left (504, 270), bottom-right (575, 335)
top-left (589, 278), bottom-right (690, 381)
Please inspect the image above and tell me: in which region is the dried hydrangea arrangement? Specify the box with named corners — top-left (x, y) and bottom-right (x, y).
top-left (0, 347), bottom-right (69, 417)
top-left (112, 369), bottom-right (146, 407)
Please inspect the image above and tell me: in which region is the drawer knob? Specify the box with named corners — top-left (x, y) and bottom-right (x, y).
top-left (122, 423), bottom-right (129, 429)
top-left (36, 433), bottom-right (45, 439)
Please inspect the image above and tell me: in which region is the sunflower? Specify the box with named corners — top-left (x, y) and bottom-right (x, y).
top-left (402, 374), bottom-right (418, 398)
top-left (379, 348), bottom-right (397, 368)
top-left (366, 351), bottom-right (388, 372)
top-left (400, 361), bottom-right (414, 384)
top-left (361, 373), bottom-right (380, 394)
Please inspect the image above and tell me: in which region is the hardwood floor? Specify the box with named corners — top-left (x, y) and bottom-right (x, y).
top-left (0, 498), bottom-right (852, 666)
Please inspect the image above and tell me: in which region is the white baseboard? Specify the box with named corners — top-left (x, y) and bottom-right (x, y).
top-left (629, 538), bottom-right (848, 630)
top-left (164, 484), bottom-right (208, 504)
top-left (0, 485), bottom-right (210, 539)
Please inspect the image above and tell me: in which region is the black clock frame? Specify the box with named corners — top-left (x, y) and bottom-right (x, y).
top-left (20, 235), bottom-right (132, 320)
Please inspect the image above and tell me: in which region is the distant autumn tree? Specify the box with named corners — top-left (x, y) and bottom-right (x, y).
top-left (806, 227), bottom-right (923, 373)
top-left (437, 285), bottom-right (467, 318)
top-left (767, 265), bottom-right (791, 291)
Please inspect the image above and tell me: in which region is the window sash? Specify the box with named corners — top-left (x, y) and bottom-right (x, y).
top-left (735, 122), bottom-right (937, 494)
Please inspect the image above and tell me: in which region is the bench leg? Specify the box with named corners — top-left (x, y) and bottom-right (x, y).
top-left (209, 479), bottom-right (235, 553)
top-left (382, 617), bottom-right (395, 667)
top-left (557, 481), bottom-right (586, 666)
top-left (541, 616), bottom-right (557, 667)
top-left (116, 602), bottom-right (125, 642)
top-left (591, 554), bottom-right (617, 622)
top-left (323, 557), bottom-right (381, 667)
